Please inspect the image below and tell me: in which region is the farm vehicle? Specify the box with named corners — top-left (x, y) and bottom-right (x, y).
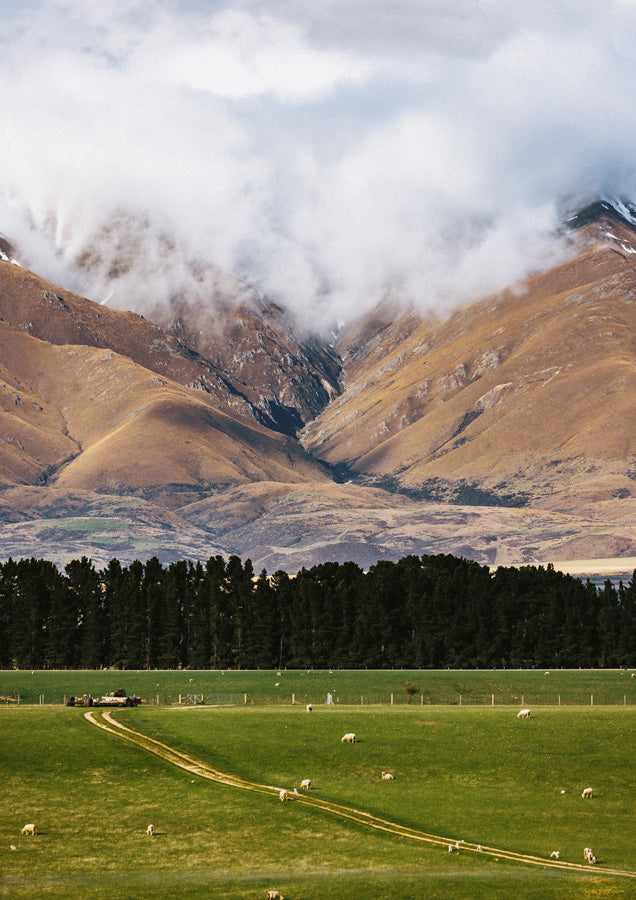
top-left (65, 688), bottom-right (142, 708)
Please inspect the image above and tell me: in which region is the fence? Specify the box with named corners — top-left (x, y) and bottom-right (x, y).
top-left (2, 691), bottom-right (634, 707)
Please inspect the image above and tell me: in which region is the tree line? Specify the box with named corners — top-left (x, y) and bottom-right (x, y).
top-left (0, 553), bottom-right (634, 670)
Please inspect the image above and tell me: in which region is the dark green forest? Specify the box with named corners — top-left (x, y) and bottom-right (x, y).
top-left (0, 553), bottom-right (634, 670)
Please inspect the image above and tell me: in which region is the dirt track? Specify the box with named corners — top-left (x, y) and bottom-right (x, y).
top-left (84, 709), bottom-right (635, 880)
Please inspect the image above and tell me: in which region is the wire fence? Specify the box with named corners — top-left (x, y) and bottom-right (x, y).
top-left (2, 691), bottom-right (635, 707)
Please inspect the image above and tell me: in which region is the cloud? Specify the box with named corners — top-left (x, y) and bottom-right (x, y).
top-left (2, 1), bottom-right (636, 328)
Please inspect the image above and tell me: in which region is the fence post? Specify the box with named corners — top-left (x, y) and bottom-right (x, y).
top-left (591, 694), bottom-right (593, 706)
top-left (244, 693), bottom-right (247, 705)
top-left (491, 694), bottom-right (494, 706)
top-left (40, 694), bottom-right (43, 705)
top-left (391, 693), bottom-right (393, 705)
top-left (459, 694), bottom-right (462, 706)
top-left (558, 695), bottom-right (561, 706)
top-left (156, 694), bottom-right (159, 705)
top-left (522, 695), bottom-right (524, 706)
top-left (361, 695), bottom-right (364, 705)
top-left (292, 693), bottom-right (295, 705)
top-left (421, 694), bottom-right (423, 705)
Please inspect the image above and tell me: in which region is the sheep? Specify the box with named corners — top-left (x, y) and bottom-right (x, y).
top-left (267, 891), bottom-right (284, 900)
top-left (448, 844), bottom-right (455, 852)
top-left (581, 787), bottom-right (593, 799)
top-left (300, 778), bottom-right (311, 790)
top-left (306, 703), bottom-right (312, 712)
top-left (584, 847), bottom-right (597, 864)
top-left (550, 850), bottom-right (560, 859)
top-left (279, 789), bottom-right (288, 802)
top-left (517, 708), bottom-right (531, 719)
top-left (341, 732), bottom-right (356, 743)
top-left (20, 824), bottom-right (35, 836)
top-left (146, 824), bottom-right (154, 836)
top-left (381, 771), bottom-right (394, 781)
top-left (477, 845), bottom-right (483, 852)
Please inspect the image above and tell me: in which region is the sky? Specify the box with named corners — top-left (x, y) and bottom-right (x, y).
top-left (2, 0), bottom-right (636, 328)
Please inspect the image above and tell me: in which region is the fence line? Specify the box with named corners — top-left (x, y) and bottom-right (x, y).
top-left (2, 692), bottom-right (635, 707)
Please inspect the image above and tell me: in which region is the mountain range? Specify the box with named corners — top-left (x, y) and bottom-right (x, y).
top-left (0, 200), bottom-right (635, 574)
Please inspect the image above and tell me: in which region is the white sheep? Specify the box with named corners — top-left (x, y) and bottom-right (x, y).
top-left (300, 778), bottom-right (311, 790)
top-left (381, 771), bottom-right (394, 780)
top-left (20, 824), bottom-right (35, 836)
top-left (584, 847), bottom-right (596, 864)
top-left (448, 844), bottom-right (455, 852)
top-left (306, 703), bottom-right (312, 712)
top-left (267, 891), bottom-right (284, 900)
top-left (517, 708), bottom-right (531, 719)
top-left (581, 787), bottom-right (593, 799)
top-left (550, 850), bottom-right (559, 859)
top-left (279, 789), bottom-right (288, 802)
top-left (341, 732), bottom-right (356, 743)
top-left (146, 824), bottom-right (154, 836)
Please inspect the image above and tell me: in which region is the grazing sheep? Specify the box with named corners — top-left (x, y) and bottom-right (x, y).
top-left (20, 824), bottom-right (35, 836)
top-left (584, 847), bottom-right (597, 864)
top-left (146, 824), bottom-right (154, 836)
top-left (550, 850), bottom-right (559, 859)
top-left (300, 778), bottom-right (311, 790)
top-left (341, 732), bottom-right (356, 743)
top-left (477, 845), bottom-right (483, 852)
top-left (381, 772), bottom-right (394, 780)
top-left (279, 790), bottom-right (288, 802)
top-left (517, 708), bottom-right (531, 719)
top-left (581, 787), bottom-right (593, 799)
top-left (306, 703), bottom-right (312, 712)
top-left (448, 844), bottom-right (455, 852)
top-left (267, 891), bottom-right (283, 900)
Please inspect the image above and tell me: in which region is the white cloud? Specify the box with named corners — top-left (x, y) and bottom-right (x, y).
top-left (2, 1), bottom-right (636, 327)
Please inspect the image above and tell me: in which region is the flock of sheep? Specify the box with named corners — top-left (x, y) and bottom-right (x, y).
top-left (277, 730), bottom-right (394, 804)
top-left (516, 707), bottom-right (598, 865)
top-left (15, 703), bottom-right (604, 896)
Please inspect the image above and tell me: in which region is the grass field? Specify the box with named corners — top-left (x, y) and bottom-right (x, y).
top-left (1, 672), bottom-right (635, 899)
top-left (2, 667), bottom-right (636, 707)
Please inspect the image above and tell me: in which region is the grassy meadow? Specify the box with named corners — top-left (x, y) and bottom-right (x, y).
top-left (1, 671), bottom-right (635, 899)
top-left (2, 666), bottom-right (636, 707)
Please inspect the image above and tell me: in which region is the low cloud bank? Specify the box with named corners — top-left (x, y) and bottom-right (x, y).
top-left (2, 1), bottom-right (636, 328)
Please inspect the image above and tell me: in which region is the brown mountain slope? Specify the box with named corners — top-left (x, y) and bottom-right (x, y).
top-left (1, 210), bottom-right (635, 573)
top-left (302, 226), bottom-right (636, 513)
top-left (0, 260), bottom-right (341, 437)
top-left (0, 316), bottom-right (329, 498)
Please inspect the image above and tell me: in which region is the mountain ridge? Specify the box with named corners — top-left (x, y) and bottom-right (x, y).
top-left (0, 201), bottom-right (635, 571)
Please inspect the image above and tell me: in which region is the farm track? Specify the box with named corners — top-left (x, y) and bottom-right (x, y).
top-left (85, 710), bottom-right (635, 881)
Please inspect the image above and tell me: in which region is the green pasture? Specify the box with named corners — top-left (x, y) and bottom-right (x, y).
top-left (2, 667), bottom-right (636, 708)
top-left (1, 695), bottom-right (634, 898)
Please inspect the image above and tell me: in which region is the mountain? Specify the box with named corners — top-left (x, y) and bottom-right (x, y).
top-left (0, 202), bottom-right (635, 573)
top-left (302, 206), bottom-right (636, 513)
